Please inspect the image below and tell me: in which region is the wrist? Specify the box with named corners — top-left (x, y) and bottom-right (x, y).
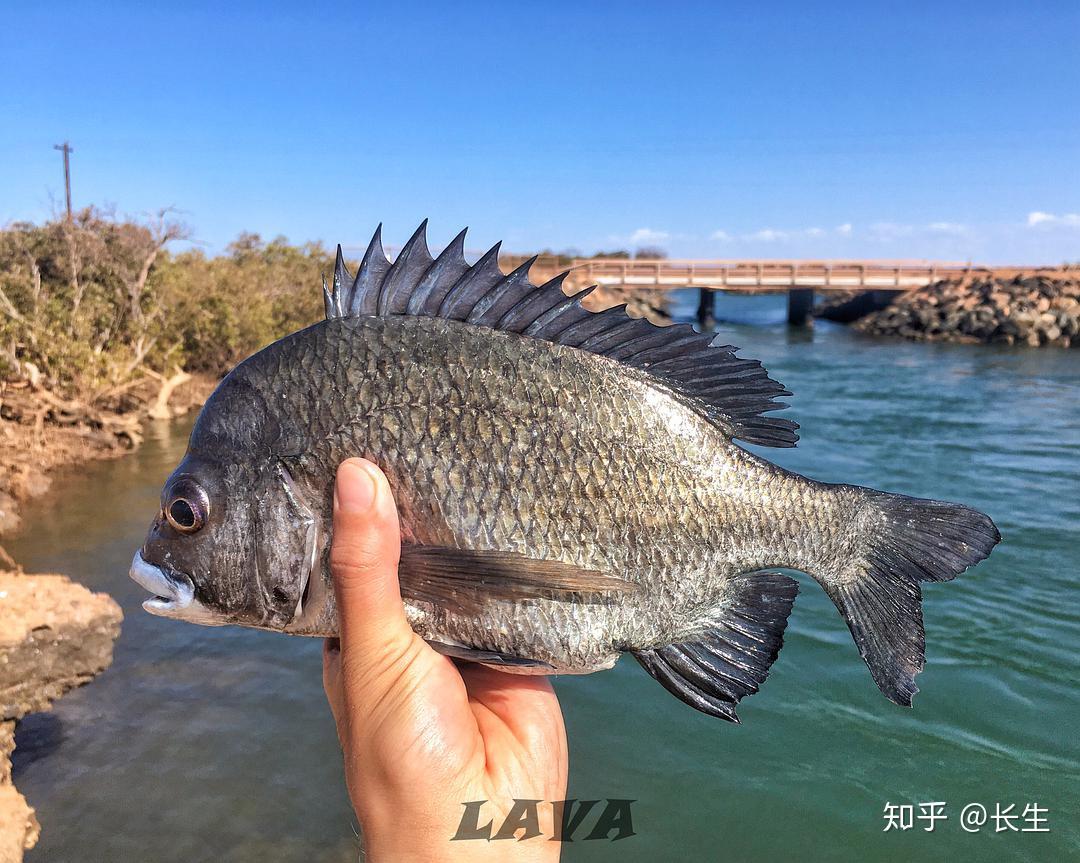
top-left (358, 807), bottom-right (561, 863)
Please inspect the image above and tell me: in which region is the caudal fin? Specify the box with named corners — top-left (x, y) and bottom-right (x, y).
top-left (820, 492), bottom-right (999, 706)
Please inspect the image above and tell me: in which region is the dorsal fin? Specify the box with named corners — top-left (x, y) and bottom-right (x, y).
top-left (328, 223), bottom-right (798, 447)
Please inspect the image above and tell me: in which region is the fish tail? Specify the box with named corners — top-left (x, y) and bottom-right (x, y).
top-left (816, 489), bottom-right (999, 706)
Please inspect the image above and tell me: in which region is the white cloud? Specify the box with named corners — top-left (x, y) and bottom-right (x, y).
top-left (735, 225), bottom-right (845, 243)
top-left (837, 223), bottom-right (853, 236)
top-left (710, 229), bottom-right (732, 241)
top-left (926, 221), bottom-right (970, 236)
top-left (869, 222), bottom-right (907, 240)
top-left (628, 227), bottom-right (669, 244)
top-left (750, 228), bottom-right (788, 242)
top-left (1027, 211), bottom-right (1080, 228)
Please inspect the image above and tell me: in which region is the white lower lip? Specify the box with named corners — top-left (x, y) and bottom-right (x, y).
top-left (129, 551), bottom-right (195, 617)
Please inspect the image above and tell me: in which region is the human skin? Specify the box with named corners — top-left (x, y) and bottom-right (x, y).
top-left (322, 458), bottom-right (568, 862)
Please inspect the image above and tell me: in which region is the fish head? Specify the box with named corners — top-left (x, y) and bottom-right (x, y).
top-left (131, 451), bottom-right (323, 631)
top-left (130, 366), bottom-right (325, 631)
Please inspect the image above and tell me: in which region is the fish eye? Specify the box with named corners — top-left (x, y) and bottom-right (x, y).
top-left (163, 478), bottom-right (210, 534)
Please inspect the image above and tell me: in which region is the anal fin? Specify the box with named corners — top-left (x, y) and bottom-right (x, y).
top-left (633, 571), bottom-right (798, 723)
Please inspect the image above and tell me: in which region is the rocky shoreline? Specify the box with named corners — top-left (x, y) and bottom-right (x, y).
top-left (852, 272), bottom-right (1080, 346)
top-left (0, 572), bottom-right (123, 862)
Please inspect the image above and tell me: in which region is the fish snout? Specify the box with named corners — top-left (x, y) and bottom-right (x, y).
top-left (129, 551), bottom-right (196, 617)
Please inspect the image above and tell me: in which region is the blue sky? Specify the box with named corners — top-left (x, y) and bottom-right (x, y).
top-left (2, 1), bottom-right (1078, 263)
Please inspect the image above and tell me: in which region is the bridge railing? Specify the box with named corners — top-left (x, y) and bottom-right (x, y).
top-left (499, 255), bottom-right (1072, 292)
top-left (557, 259), bottom-right (987, 292)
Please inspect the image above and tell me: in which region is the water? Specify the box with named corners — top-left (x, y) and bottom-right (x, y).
top-left (9, 292), bottom-right (1079, 862)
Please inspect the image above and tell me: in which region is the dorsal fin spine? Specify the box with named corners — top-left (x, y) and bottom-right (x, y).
top-left (378, 220), bottom-right (434, 315)
top-left (554, 303), bottom-right (630, 347)
top-left (322, 275), bottom-right (336, 319)
top-left (333, 245), bottom-right (351, 315)
top-left (350, 225), bottom-right (390, 316)
top-left (409, 228), bottom-right (470, 316)
top-left (495, 272), bottom-right (568, 331)
top-left (467, 257), bottom-right (538, 325)
top-left (525, 286), bottom-right (597, 338)
top-left (437, 241), bottom-right (503, 320)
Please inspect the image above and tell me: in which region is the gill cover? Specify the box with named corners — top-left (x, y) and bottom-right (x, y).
top-left (253, 462), bottom-right (321, 629)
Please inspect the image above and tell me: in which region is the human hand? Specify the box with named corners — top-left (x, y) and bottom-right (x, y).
top-left (322, 458), bottom-right (568, 862)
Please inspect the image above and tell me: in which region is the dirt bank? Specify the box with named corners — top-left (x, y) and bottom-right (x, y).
top-left (853, 272), bottom-right (1080, 346)
top-left (0, 373), bottom-right (215, 543)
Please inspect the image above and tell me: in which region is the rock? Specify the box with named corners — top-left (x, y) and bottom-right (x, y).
top-left (0, 573), bottom-right (123, 719)
top-left (998, 318), bottom-right (1021, 337)
top-left (854, 273), bottom-right (1080, 346)
top-left (0, 781), bottom-right (38, 863)
top-left (0, 572), bottom-right (122, 861)
top-left (0, 721), bottom-right (39, 862)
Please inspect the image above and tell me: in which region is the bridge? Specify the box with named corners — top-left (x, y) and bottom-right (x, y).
top-left (515, 257), bottom-right (1030, 326)
top-left (365, 242), bottom-right (1064, 326)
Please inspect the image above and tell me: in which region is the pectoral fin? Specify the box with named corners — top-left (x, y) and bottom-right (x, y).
top-left (398, 544), bottom-right (635, 615)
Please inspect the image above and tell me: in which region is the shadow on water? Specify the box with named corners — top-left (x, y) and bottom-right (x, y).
top-left (7, 297), bottom-right (1080, 862)
top-left (11, 714), bottom-right (65, 778)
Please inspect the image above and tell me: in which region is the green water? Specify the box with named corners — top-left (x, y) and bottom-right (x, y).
top-left (9, 293), bottom-right (1079, 862)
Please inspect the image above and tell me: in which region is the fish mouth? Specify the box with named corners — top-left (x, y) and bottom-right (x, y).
top-left (130, 551), bottom-right (195, 616)
top-left (129, 551), bottom-right (226, 625)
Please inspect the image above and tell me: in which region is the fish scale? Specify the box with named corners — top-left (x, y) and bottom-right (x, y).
top-left (131, 223), bottom-right (999, 722)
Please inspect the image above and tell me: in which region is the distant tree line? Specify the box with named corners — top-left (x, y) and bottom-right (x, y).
top-left (537, 246), bottom-right (669, 265)
top-left (0, 208), bottom-right (328, 400)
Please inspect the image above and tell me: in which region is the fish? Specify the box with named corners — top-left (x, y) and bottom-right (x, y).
top-left (130, 221), bottom-right (1000, 721)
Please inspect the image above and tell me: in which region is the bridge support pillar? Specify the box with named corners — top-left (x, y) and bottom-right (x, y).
top-left (696, 288), bottom-right (715, 330)
top-left (787, 288), bottom-right (814, 326)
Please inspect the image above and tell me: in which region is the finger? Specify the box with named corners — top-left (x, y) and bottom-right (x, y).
top-left (459, 664), bottom-right (566, 755)
top-left (330, 458), bottom-right (412, 656)
top-left (330, 458), bottom-right (426, 727)
top-left (322, 637), bottom-right (346, 740)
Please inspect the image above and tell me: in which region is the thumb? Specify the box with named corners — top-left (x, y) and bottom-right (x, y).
top-left (329, 458), bottom-right (414, 668)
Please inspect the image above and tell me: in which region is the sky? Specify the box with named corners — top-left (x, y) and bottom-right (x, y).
top-left (2, 1), bottom-right (1078, 264)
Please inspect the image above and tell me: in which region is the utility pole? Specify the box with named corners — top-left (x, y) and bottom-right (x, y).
top-left (53, 141), bottom-right (74, 220)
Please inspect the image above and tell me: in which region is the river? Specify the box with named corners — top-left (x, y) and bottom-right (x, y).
top-left (9, 292), bottom-right (1079, 862)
